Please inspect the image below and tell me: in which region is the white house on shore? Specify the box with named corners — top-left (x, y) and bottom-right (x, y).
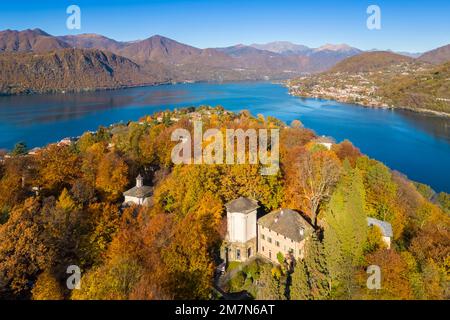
top-left (367, 217), bottom-right (393, 249)
top-left (313, 136), bottom-right (335, 150)
top-left (122, 174), bottom-right (153, 207)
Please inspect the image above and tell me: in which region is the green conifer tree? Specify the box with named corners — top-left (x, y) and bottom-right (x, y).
top-left (290, 260), bottom-right (310, 300)
top-left (324, 161), bottom-right (368, 298)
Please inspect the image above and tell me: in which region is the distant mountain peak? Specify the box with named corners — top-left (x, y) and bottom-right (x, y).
top-left (148, 34), bottom-right (176, 42)
top-left (419, 44), bottom-right (450, 64)
top-left (250, 41), bottom-right (310, 54)
top-left (0, 28), bottom-right (69, 53)
top-left (142, 34), bottom-right (193, 48)
top-left (2, 28), bottom-right (50, 36)
top-left (30, 28), bottom-right (50, 36)
top-left (149, 34), bottom-right (165, 40)
top-left (316, 43), bottom-right (355, 52)
top-left (74, 33), bottom-right (109, 38)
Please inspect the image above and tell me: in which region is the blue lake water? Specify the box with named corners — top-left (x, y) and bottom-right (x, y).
top-left (0, 82), bottom-right (449, 192)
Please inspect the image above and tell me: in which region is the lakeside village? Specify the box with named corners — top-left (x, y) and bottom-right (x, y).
top-left (0, 106), bottom-right (393, 298)
top-left (286, 62), bottom-right (431, 109)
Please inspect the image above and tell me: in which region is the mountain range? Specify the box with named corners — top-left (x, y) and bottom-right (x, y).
top-left (0, 28), bottom-right (449, 95)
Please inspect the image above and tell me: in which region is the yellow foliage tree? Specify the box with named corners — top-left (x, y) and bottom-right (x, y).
top-left (162, 193), bottom-right (223, 299)
top-left (56, 188), bottom-right (77, 212)
top-left (95, 152), bottom-right (128, 201)
top-left (31, 270), bottom-right (63, 300)
top-left (38, 145), bottom-right (78, 192)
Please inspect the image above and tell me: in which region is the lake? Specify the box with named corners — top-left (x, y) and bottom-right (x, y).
top-left (0, 82), bottom-right (449, 193)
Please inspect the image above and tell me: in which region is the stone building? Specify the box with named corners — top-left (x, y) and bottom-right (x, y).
top-left (221, 197), bottom-right (314, 265)
top-left (258, 208), bottom-right (313, 263)
top-left (222, 197), bottom-right (259, 262)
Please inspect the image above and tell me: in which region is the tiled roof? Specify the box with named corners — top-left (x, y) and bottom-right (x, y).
top-left (367, 217), bottom-right (393, 237)
top-left (225, 197), bottom-right (259, 214)
top-left (123, 185), bottom-right (153, 198)
top-left (258, 208), bottom-right (313, 242)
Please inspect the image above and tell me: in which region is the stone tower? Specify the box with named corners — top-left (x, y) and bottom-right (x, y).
top-left (222, 197), bottom-right (259, 263)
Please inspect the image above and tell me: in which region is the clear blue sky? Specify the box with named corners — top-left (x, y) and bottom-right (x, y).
top-left (0, 0), bottom-right (448, 52)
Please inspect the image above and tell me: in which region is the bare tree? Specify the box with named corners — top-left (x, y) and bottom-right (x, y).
top-left (297, 151), bottom-right (341, 226)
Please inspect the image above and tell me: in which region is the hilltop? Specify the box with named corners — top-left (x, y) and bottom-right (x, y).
top-left (418, 44), bottom-right (450, 64)
top-left (58, 33), bottom-right (127, 53)
top-left (329, 51), bottom-right (414, 73)
top-left (0, 28), bottom-right (69, 52)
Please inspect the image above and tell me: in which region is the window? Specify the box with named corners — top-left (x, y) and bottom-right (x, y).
top-left (261, 234), bottom-right (265, 240)
top-left (262, 246), bottom-right (265, 252)
top-left (268, 237), bottom-right (272, 244)
top-left (299, 249), bottom-right (303, 256)
top-left (236, 249), bottom-right (241, 260)
top-left (247, 247), bottom-right (252, 258)
top-left (269, 251), bottom-right (272, 259)
top-left (275, 241), bottom-right (280, 247)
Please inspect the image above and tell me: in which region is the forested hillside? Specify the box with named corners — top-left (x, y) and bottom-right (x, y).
top-left (0, 48), bottom-right (168, 95)
top-left (0, 107), bottom-right (448, 300)
top-left (379, 62), bottom-right (450, 113)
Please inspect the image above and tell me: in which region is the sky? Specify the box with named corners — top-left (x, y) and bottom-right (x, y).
top-left (0, 0), bottom-right (449, 52)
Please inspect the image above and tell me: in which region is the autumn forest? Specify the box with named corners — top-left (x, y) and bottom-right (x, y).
top-left (0, 106), bottom-right (448, 300)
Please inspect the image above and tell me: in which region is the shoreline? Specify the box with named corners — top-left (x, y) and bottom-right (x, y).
top-left (0, 79), bottom-right (279, 98)
top-left (0, 81), bottom-right (173, 97)
top-left (286, 90), bottom-right (450, 118)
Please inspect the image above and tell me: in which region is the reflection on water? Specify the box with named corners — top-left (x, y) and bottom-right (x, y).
top-left (0, 82), bottom-right (449, 192)
top-left (0, 92), bottom-right (135, 125)
top-left (137, 89), bottom-right (192, 105)
top-left (396, 109), bottom-right (450, 143)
